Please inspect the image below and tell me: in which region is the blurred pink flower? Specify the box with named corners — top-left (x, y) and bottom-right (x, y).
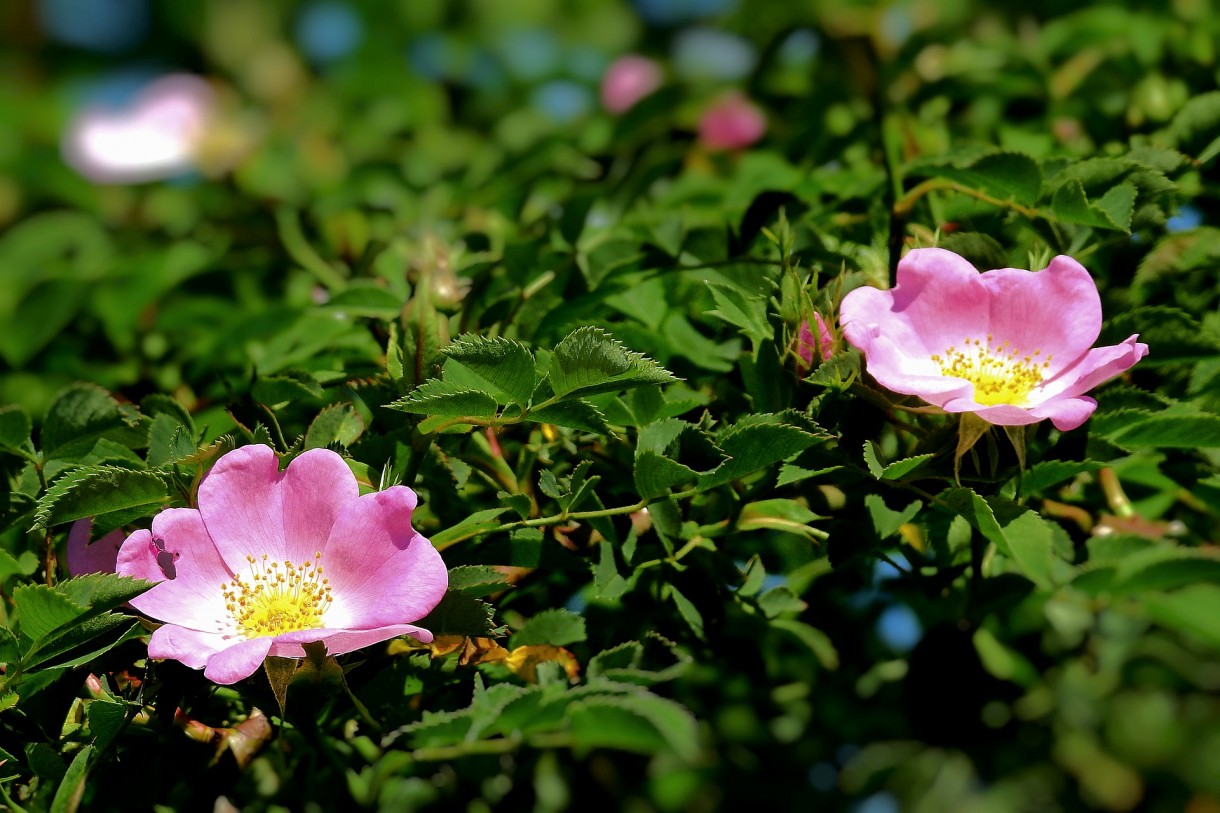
top-left (698, 92), bottom-right (766, 151)
top-left (797, 313), bottom-right (835, 367)
top-left (62, 74), bottom-right (215, 184)
top-left (601, 55), bottom-right (663, 114)
top-left (66, 518), bottom-right (124, 577)
top-left (116, 445), bottom-right (448, 685)
top-left (839, 248), bottom-right (1148, 431)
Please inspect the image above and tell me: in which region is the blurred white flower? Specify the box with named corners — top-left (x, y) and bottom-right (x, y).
top-left (62, 74), bottom-right (215, 184)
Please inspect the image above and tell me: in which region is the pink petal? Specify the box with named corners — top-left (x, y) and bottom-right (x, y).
top-left (851, 332), bottom-right (975, 406)
top-left (147, 624), bottom-right (229, 670)
top-left (66, 518), bottom-right (124, 577)
top-left (980, 255), bottom-right (1102, 373)
top-left (841, 248), bottom-right (991, 360)
top-left (203, 638), bottom-right (274, 685)
top-left (941, 399), bottom-right (1044, 425)
top-left (269, 624), bottom-right (434, 658)
top-left (121, 508), bottom-right (234, 632)
top-left (1030, 396), bottom-right (1098, 431)
top-left (319, 487), bottom-right (447, 628)
top-left (198, 445), bottom-right (359, 570)
top-left (1041, 335), bottom-right (1149, 401)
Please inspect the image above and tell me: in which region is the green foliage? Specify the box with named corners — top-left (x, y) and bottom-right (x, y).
top-left (0, 1), bottom-right (1218, 811)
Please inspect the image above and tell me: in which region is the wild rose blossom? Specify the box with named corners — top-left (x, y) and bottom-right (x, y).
top-left (601, 55), bottom-right (663, 114)
top-left (838, 248), bottom-right (1148, 431)
top-left (116, 445), bottom-right (447, 684)
top-left (698, 92), bottom-right (766, 151)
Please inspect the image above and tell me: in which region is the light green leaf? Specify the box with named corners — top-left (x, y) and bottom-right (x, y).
top-left (1143, 584), bottom-right (1220, 648)
top-left (511, 609), bottom-right (587, 647)
top-left (700, 414), bottom-right (823, 490)
top-left (54, 574), bottom-right (154, 613)
top-left (705, 281), bottom-right (772, 350)
top-left (146, 414), bottom-right (196, 467)
top-left (0, 405), bottom-right (32, 456)
top-left (444, 335), bottom-right (538, 407)
top-left (772, 619), bottom-right (839, 670)
top-left (430, 507), bottom-right (510, 549)
top-left (942, 489), bottom-right (1057, 589)
top-left (32, 467), bottom-right (169, 532)
top-left (546, 326), bottom-right (678, 400)
top-left (1050, 178), bottom-right (1136, 231)
top-left (446, 565), bottom-right (514, 598)
top-left (50, 744), bottom-right (92, 813)
top-left (386, 378), bottom-right (500, 419)
top-left (568, 692), bottom-right (699, 760)
top-left (13, 584), bottom-right (87, 642)
top-left (1105, 413), bottom-right (1220, 449)
top-left (865, 494), bottom-right (922, 539)
top-left (304, 403), bottom-right (366, 449)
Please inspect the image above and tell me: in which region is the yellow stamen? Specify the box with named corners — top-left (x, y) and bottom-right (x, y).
top-left (221, 551), bottom-right (332, 638)
top-left (932, 335), bottom-right (1050, 406)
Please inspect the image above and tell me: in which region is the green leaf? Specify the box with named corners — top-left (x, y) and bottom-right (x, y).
top-left (446, 565), bottom-right (514, 598)
top-left (1019, 460), bottom-right (1105, 498)
top-left (669, 587), bottom-right (705, 639)
top-left (444, 335), bottom-right (538, 407)
top-left (865, 494), bottom-right (922, 539)
top-left (1143, 585), bottom-right (1220, 648)
top-left (1100, 306), bottom-right (1220, 365)
top-left (251, 371), bottom-right (324, 405)
top-left (863, 442), bottom-right (935, 480)
top-left (705, 281), bottom-right (772, 350)
top-left (41, 384), bottom-right (130, 460)
top-left (49, 744), bottom-right (91, 813)
top-left (1165, 90), bottom-right (1220, 165)
top-left (908, 150), bottom-right (1042, 208)
top-left (33, 467), bottom-right (169, 532)
top-left (942, 489), bottom-right (1057, 589)
top-left (304, 403), bottom-right (366, 449)
top-left (146, 414), bottom-right (196, 467)
top-left (0, 405), bottom-right (32, 456)
top-left (386, 379), bottom-right (500, 419)
top-left (772, 619), bottom-right (839, 670)
top-left (430, 508), bottom-right (510, 549)
top-left (1105, 413), bottom-right (1220, 449)
top-left (54, 574), bottom-right (154, 613)
top-left (700, 414), bottom-right (823, 490)
top-left (568, 692), bottom-right (699, 760)
top-left (528, 400), bottom-right (611, 433)
top-left (415, 592), bottom-right (500, 638)
top-left (737, 499), bottom-right (825, 541)
top-left (13, 584), bottom-right (87, 642)
top-left (87, 699), bottom-right (130, 752)
top-left (1050, 178), bottom-right (1136, 232)
top-left (546, 326), bottom-right (678, 400)
top-left (511, 609), bottom-right (587, 648)
top-left (323, 285), bottom-right (404, 319)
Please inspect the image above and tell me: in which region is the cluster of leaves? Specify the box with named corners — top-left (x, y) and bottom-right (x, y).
top-left (2, 1), bottom-right (1220, 811)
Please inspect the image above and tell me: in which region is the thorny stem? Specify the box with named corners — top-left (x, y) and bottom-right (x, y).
top-left (490, 486), bottom-right (702, 535)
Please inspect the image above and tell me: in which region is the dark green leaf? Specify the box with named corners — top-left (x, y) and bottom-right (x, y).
top-left (444, 335), bottom-right (537, 407)
top-left (546, 326), bottom-right (677, 400)
top-left (511, 609), bottom-right (587, 648)
top-left (32, 467), bottom-right (168, 532)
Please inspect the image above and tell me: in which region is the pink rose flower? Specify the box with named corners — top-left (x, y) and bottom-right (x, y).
top-left (601, 55), bottom-right (663, 114)
top-left (116, 445), bottom-right (447, 684)
top-left (698, 92), bottom-right (766, 151)
top-left (839, 248), bottom-right (1148, 431)
top-left (797, 313), bottom-right (835, 367)
top-left (66, 517), bottom-right (124, 577)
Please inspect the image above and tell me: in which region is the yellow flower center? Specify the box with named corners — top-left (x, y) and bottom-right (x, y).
top-left (931, 335), bottom-right (1050, 407)
top-left (222, 553), bottom-right (333, 638)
